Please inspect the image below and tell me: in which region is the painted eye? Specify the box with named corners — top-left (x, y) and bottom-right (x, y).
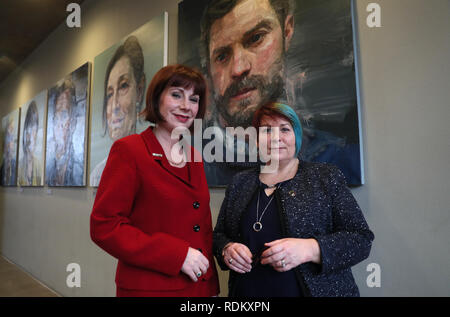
top-left (190, 97), bottom-right (199, 103)
top-left (250, 33), bottom-right (262, 43)
top-left (118, 80), bottom-right (130, 94)
top-left (215, 52), bottom-right (228, 63)
top-left (171, 92), bottom-right (181, 98)
top-left (246, 31), bottom-right (267, 47)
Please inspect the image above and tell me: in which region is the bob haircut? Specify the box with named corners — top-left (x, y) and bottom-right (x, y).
top-left (252, 102), bottom-right (303, 158)
top-left (141, 64), bottom-right (207, 129)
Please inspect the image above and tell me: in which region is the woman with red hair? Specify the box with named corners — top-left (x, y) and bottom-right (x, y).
top-left (91, 64), bottom-right (219, 297)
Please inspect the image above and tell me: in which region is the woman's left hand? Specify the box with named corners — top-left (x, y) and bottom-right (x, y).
top-left (260, 238), bottom-right (321, 272)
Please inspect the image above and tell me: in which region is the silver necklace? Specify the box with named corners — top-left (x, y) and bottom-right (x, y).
top-left (253, 186), bottom-right (278, 232)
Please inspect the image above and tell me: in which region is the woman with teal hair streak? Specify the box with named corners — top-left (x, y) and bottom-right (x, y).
top-left (213, 102), bottom-right (374, 297)
top-left (261, 102), bottom-right (303, 157)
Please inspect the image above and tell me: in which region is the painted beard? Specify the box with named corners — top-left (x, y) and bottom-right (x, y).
top-left (213, 68), bottom-right (285, 128)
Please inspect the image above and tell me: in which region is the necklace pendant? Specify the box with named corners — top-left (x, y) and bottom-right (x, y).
top-left (253, 222), bottom-right (263, 232)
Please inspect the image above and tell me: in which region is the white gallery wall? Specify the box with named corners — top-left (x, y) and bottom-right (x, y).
top-left (0, 0), bottom-right (449, 296)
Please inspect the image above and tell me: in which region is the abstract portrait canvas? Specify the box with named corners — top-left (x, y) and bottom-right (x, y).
top-left (45, 62), bottom-right (90, 187)
top-left (178, 0), bottom-right (363, 186)
top-left (1, 108), bottom-right (20, 186)
top-left (17, 90), bottom-right (47, 186)
top-left (89, 13), bottom-right (167, 187)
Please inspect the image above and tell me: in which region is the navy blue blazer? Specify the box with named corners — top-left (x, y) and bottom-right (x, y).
top-left (213, 160), bottom-right (374, 297)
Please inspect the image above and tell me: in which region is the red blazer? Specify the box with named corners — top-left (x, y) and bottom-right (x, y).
top-left (90, 127), bottom-right (219, 296)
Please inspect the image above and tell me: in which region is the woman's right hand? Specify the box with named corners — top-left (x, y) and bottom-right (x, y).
top-left (181, 247), bottom-right (209, 282)
top-left (222, 242), bottom-right (252, 274)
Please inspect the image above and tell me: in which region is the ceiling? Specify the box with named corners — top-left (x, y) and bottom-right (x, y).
top-left (0, 0), bottom-right (85, 85)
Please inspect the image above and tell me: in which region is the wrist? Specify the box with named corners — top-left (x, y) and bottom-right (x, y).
top-left (308, 239), bottom-right (321, 264)
top-left (221, 242), bottom-right (233, 258)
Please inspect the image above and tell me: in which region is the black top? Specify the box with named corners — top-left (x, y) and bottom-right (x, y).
top-left (235, 181), bottom-right (303, 297)
top-left (213, 161), bottom-right (374, 296)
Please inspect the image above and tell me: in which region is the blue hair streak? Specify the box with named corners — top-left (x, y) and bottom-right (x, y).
top-left (272, 103), bottom-right (302, 157)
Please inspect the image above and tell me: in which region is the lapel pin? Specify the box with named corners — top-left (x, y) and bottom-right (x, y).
top-left (152, 153), bottom-right (163, 157)
top-left (289, 190), bottom-right (296, 197)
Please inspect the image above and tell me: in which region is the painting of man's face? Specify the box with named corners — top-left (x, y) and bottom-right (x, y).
top-left (46, 63), bottom-right (89, 187)
top-left (53, 89), bottom-right (72, 157)
top-left (178, 0), bottom-right (364, 187)
top-left (208, 0), bottom-right (293, 128)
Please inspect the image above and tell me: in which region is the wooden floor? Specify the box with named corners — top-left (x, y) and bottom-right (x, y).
top-left (0, 256), bottom-right (59, 297)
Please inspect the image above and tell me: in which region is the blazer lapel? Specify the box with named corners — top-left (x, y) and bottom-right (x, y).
top-left (140, 127), bottom-right (193, 187)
